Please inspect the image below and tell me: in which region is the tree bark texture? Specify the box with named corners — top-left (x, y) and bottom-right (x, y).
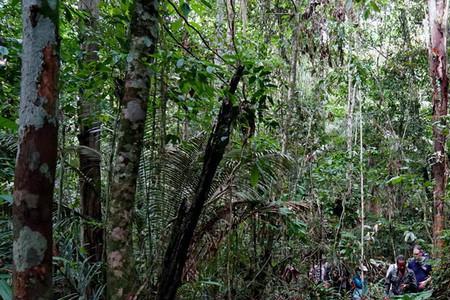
top-left (78, 0), bottom-right (103, 263)
top-left (281, 2), bottom-right (300, 154)
top-left (106, 0), bottom-right (158, 299)
top-left (240, 0), bottom-right (248, 34)
top-left (215, 0), bottom-right (226, 65)
top-left (13, 0), bottom-right (59, 299)
top-left (428, 0), bottom-right (449, 254)
top-left (156, 65), bottom-right (244, 300)
top-left (226, 0), bottom-right (235, 52)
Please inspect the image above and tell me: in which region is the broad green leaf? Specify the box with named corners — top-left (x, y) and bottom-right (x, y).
top-left (0, 195), bottom-right (13, 204)
top-left (171, 19), bottom-right (183, 31)
top-left (79, 246), bottom-right (88, 256)
top-left (0, 280), bottom-right (12, 300)
top-left (176, 58), bottom-right (185, 68)
top-left (368, 1), bottom-right (381, 12)
top-left (0, 117), bottom-right (17, 131)
top-left (250, 164), bottom-right (260, 187)
top-left (180, 2), bottom-right (191, 17)
top-left (0, 46), bottom-right (8, 56)
top-left (200, 0), bottom-right (212, 9)
top-left (386, 175), bottom-right (404, 185)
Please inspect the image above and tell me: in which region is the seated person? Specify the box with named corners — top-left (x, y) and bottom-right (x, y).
top-left (408, 245), bottom-right (432, 291)
top-left (384, 255), bottom-right (417, 299)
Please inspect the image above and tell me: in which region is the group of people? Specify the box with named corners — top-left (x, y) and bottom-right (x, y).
top-left (383, 245), bottom-right (432, 299)
top-left (351, 245), bottom-right (432, 300)
top-left (309, 245), bottom-right (432, 299)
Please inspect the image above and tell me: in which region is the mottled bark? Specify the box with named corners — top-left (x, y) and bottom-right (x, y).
top-left (156, 66), bottom-right (244, 300)
top-left (78, 0), bottom-right (103, 263)
top-left (106, 0), bottom-right (158, 299)
top-left (13, 0), bottom-right (59, 299)
top-left (428, 0), bottom-right (449, 255)
top-left (225, 0), bottom-right (235, 52)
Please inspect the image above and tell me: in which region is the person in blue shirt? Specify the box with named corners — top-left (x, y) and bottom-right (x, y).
top-left (408, 245), bottom-right (432, 291)
top-left (352, 265), bottom-right (368, 300)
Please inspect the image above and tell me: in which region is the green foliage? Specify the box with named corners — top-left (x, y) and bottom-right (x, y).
top-left (0, 219), bottom-right (11, 300)
top-left (0, 0), bottom-right (444, 297)
top-left (54, 256), bottom-right (104, 300)
top-left (0, 275), bottom-right (12, 300)
top-left (392, 290), bottom-right (433, 300)
top-left (430, 230), bottom-right (450, 299)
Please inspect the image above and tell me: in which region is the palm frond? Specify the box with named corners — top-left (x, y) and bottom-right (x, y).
top-left (135, 130), bottom-right (300, 284)
top-left (0, 131), bottom-right (17, 156)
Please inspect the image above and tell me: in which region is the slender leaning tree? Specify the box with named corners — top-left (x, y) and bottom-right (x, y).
top-left (106, 0), bottom-right (158, 299)
top-left (12, 0), bottom-right (60, 298)
top-left (428, 0), bottom-right (449, 255)
top-left (157, 66), bottom-right (244, 300)
top-left (78, 0), bottom-right (103, 263)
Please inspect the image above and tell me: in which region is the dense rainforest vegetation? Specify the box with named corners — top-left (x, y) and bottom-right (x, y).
top-left (2, 0), bottom-right (450, 299)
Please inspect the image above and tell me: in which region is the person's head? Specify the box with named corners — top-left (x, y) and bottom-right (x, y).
top-left (413, 245), bottom-right (423, 260)
top-left (396, 255), bottom-right (406, 272)
top-left (357, 265), bottom-right (368, 272)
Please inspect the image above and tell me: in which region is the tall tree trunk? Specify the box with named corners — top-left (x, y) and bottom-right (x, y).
top-left (181, 11), bottom-right (191, 140)
top-left (215, 0), bottom-right (226, 64)
top-left (334, 45), bottom-right (355, 217)
top-left (281, 4), bottom-right (300, 154)
top-left (78, 0), bottom-right (103, 263)
top-left (160, 68), bottom-right (167, 155)
top-left (156, 66), bottom-right (244, 300)
top-left (13, 0), bottom-right (60, 298)
top-left (428, 0), bottom-right (449, 255)
top-left (240, 0), bottom-right (248, 34)
top-left (106, 0), bottom-right (159, 299)
top-left (225, 0), bottom-right (235, 52)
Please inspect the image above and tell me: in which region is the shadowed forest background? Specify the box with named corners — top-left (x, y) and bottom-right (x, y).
top-left (2, 0), bottom-right (450, 299)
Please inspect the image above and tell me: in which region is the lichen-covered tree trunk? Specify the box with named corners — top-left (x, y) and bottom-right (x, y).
top-left (156, 66), bottom-right (244, 300)
top-left (428, 0), bottom-right (449, 255)
top-left (106, 0), bottom-right (158, 299)
top-left (78, 0), bottom-right (103, 263)
top-left (13, 0), bottom-right (59, 299)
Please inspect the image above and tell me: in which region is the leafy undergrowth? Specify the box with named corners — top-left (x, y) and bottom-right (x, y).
top-left (431, 231), bottom-right (450, 300)
top-left (392, 290), bottom-right (433, 300)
